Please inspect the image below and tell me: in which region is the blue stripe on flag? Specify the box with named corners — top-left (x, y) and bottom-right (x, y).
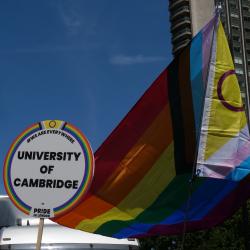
top-left (190, 32), bottom-right (204, 138)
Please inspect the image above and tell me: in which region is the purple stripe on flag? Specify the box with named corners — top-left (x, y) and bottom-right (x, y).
top-left (202, 15), bottom-right (217, 85)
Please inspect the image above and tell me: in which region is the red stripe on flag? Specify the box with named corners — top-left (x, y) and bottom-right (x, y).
top-left (91, 69), bottom-right (169, 192)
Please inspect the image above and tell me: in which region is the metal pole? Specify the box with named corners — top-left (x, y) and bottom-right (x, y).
top-left (238, 1), bottom-right (250, 249)
top-left (225, 0), bottom-right (232, 38)
top-left (225, 0), bottom-right (235, 54)
top-left (36, 218), bottom-right (44, 250)
top-left (239, 0), bottom-right (250, 115)
top-left (180, 7), bottom-right (219, 249)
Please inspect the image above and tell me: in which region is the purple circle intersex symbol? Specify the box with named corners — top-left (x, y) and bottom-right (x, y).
top-left (217, 70), bottom-right (244, 112)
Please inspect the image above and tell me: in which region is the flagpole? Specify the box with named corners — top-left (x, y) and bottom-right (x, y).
top-left (180, 9), bottom-right (219, 250)
top-left (238, 1), bottom-right (250, 249)
top-left (238, 0), bottom-right (250, 116)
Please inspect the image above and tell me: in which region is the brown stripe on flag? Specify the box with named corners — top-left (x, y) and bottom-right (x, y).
top-left (178, 47), bottom-right (196, 169)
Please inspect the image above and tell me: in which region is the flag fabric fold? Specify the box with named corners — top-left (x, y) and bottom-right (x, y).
top-left (196, 18), bottom-right (250, 181)
top-left (53, 15), bottom-right (250, 238)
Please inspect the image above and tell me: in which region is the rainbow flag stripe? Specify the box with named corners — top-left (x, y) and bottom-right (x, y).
top-left (54, 16), bottom-right (250, 238)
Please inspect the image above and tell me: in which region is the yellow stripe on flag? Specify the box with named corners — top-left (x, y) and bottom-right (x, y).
top-left (76, 143), bottom-right (176, 232)
top-left (204, 21), bottom-right (246, 160)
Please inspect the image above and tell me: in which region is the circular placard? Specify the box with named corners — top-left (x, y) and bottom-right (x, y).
top-left (3, 120), bottom-right (94, 218)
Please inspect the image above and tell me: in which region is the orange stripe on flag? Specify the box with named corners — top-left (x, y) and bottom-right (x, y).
top-left (55, 195), bottom-right (114, 228)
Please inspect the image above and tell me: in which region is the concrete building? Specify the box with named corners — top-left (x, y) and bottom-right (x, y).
top-left (215, 0), bottom-right (250, 94)
top-left (169, 0), bottom-right (214, 55)
top-left (168, 0), bottom-right (250, 95)
top-left (168, 0), bottom-right (192, 55)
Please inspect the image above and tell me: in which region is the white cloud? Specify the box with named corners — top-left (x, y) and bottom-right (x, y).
top-left (110, 54), bottom-right (166, 65)
top-left (56, 2), bottom-right (97, 37)
top-left (0, 46), bottom-right (90, 54)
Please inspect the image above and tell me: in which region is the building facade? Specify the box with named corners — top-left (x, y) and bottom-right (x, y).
top-left (169, 0), bottom-right (214, 55)
top-left (169, 0), bottom-right (250, 96)
top-left (215, 0), bottom-right (250, 95)
top-left (168, 0), bottom-right (192, 55)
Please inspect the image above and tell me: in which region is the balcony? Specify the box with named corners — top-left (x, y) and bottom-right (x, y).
top-left (170, 6), bottom-right (190, 21)
top-left (172, 28), bottom-right (192, 43)
top-left (169, 0), bottom-right (189, 10)
top-left (171, 16), bottom-right (191, 31)
top-left (173, 39), bottom-right (190, 55)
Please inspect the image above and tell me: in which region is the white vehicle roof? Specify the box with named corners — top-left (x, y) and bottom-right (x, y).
top-left (0, 196), bottom-right (138, 248)
top-left (0, 225), bottom-right (138, 246)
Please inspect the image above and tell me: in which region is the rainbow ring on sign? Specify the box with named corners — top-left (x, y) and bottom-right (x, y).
top-left (3, 120), bottom-right (94, 218)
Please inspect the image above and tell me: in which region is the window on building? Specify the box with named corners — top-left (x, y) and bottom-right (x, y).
top-left (232, 25), bottom-right (240, 31)
top-left (234, 46), bottom-right (241, 53)
top-left (244, 16), bottom-right (250, 22)
top-left (231, 13), bottom-right (239, 18)
top-left (230, 3), bottom-right (237, 9)
top-left (233, 35), bottom-right (240, 42)
top-left (235, 68), bottom-right (244, 74)
top-left (234, 57), bottom-right (243, 64)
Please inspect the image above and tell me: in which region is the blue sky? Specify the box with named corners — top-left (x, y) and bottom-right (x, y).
top-left (0, 1), bottom-right (172, 193)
